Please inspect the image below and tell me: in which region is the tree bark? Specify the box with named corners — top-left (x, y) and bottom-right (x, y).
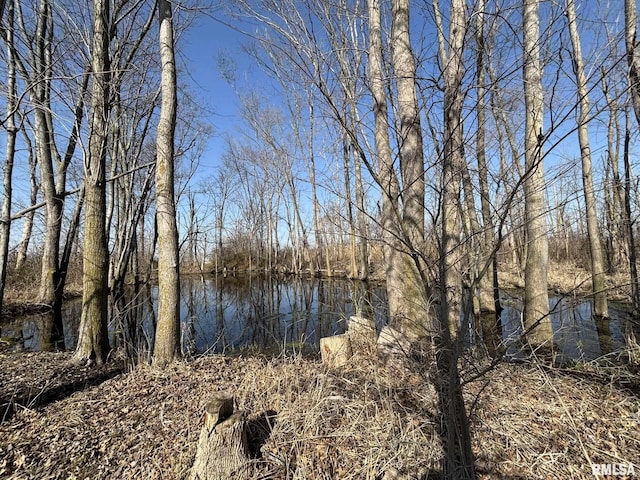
top-left (522, 0), bottom-right (553, 346)
top-left (33, 0), bottom-right (63, 307)
top-left (439, 0), bottom-right (466, 339)
top-left (73, 0), bottom-right (111, 366)
top-left (368, 0), bottom-right (401, 326)
top-left (626, 0), bottom-right (640, 124)
top-left (320, 333), bottom-right (353, 368)
top-left (623, 107), bottom-right (640, 312)
top-left (189, 396), bottom-right (249, 480)
top-left (153, 0), bottom-right (181, 367)
top-left (601, 74), bottom-right (626, 272)
top-left (388, 0), bottom-right (430, 336)
top-left (391, 0), bottom-right (424, 249)
top-left (438, 1), bottom-right (476, 477)
top-left (14, 130), bottom-right (38, 271)
top-left (342, 135), bottom-right (358, 279)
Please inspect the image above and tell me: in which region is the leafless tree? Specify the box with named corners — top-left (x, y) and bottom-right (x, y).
top-left (564, 0), bottom-right (608, 317)
top-left (73, 0), bottom-right (111, 366)
top-left (153, 0), bottom-right (181, 367)
top-left (522, 0), bottom-right (553, 345)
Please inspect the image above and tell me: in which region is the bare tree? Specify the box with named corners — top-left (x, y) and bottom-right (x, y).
top-left (473, 0), bottom-right (500, 316)
top-left (73, 0), bottom-right (111, 366)
top-left (565, 0), bottom-right (608, 317)
top-left (153, 0), bottom-right (181, 367)
top-left (368, 0), bottom-right (401, 319)
top-left (0, 0), bottom-right (17, 313)
top-left (387, 0), bottom-right (430, 335)
top-left (436, 0), bottom-right (475, 475)
top-left (9, 0), bottom-right (90, 311)
top-left (624, 0), bottom-right (640, 311)
top-left (522, 0), bottom-right (553, 345)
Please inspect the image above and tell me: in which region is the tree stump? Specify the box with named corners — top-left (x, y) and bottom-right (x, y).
top-left (189, 395), bottom-right (249, 480)
top-left (320, 334), bottom-right (352, 367)
top-left (348, 316), bottom-right (377, 356)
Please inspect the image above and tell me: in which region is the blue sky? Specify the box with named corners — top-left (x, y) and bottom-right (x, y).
top-left (178, 12), bottom-right (246, 175)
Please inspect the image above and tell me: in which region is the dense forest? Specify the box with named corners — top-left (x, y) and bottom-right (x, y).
top-left (1, 0), bottom-right (640, 478)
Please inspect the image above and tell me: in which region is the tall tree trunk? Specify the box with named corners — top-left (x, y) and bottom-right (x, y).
top-left (354, 143), bottom-right (369, 281)
top-left (153, 0), bottom-right (181, 367)
top-left (475, 0), bottom-right (500, 316)
top-left (0, 0), bottom-right (17, 313)
top-left (440, 0), bottom-right (465, 340)
top-left (33, 0), bottom-right (63, 307)
top-left (342, 136), bottom-right (358, 279)
top-left (625, 0), bottom-right (640, 311)
top-left (368, 0), bottom-right (403, 327)
top-left (601, 73), bottom-right (626, 272)
top-left (565, 0), bottom-right (608, 317)
top-left (73, 0), bottom-right (111, 366)
top-left (389, 0), bottom-right (429, 335)
top-left (522, 0), bottom-right (553, 346)
top-left (623, 107), bottom-right (640, 312)
top-left (307, 101), bottom-right (325, 273)
top-left (391, 0), bottom-right (424, 249)
top-left (626, 0), bottom-right (640, 124)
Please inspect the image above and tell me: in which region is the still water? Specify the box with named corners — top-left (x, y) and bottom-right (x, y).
top-left (0, 274), bottom-right (634, 362)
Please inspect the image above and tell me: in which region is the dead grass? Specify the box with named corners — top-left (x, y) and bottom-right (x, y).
top-left (498, 260), bottom-right (637, 304)
top-left (468, 360), bottom-right (640, 478)
top-left (0, 350), bottom-right (638, 479)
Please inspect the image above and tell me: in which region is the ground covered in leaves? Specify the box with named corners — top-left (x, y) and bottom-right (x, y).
top-left (0, 348), bottom-right (639, 479)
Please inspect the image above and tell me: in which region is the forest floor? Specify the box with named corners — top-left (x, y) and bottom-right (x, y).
top-left (0, 345), bottom-right (639, 479)
top-left (1, 260), bottom-right (639, 479)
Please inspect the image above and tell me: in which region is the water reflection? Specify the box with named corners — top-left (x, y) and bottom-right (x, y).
top-left (498, 292), bottom-right (630, 363)
top-left (178, 275), bottom-right (388, 354)
top-left (1, 301), bottom-right (81, 352)
top-left (0, 276), bottom-right (635, 362)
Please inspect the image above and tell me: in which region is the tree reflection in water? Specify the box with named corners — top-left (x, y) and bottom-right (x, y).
top-left (0, 277), bottom-right (635, 363)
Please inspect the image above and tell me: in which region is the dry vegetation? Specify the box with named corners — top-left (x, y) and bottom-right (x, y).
top-left (0, 346), bottom-right (639, 479)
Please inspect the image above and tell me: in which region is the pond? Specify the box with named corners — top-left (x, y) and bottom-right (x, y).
top-left (0, 274), bottom-right (635, 362)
